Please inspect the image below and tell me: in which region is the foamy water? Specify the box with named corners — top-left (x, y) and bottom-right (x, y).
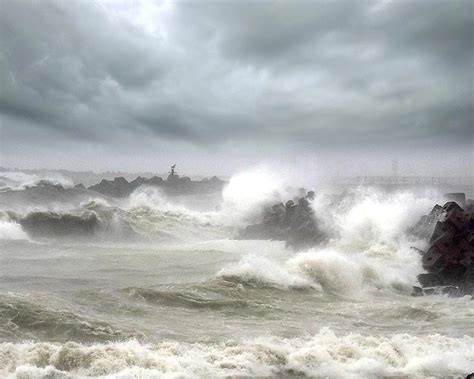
top-left (4, 329), bottom-right (473, 378)
top-left (0, 171), bottom-right (472, 378)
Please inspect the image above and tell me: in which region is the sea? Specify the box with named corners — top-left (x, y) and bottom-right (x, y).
top-left (0, 170), bottom-right (473, 378)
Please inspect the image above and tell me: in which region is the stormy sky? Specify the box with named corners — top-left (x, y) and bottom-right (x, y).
top-left (0, 0), bottom-right (472, 176)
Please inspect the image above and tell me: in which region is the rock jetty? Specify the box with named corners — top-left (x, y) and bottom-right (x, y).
top-left (88, 166), bottom-right (226, 198)
top-left (238, 189), bottom-right (326, 248)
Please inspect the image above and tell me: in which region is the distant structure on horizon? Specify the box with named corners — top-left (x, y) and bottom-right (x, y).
top-left (391, 159), bottom-right (399, 178)
top-left (167, 164), bottom-right (179, 181)
top-left (334, 175), bottom-right (474, 197)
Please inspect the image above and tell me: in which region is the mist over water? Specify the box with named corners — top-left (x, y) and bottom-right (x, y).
top-left (0, 168), bottom-right (472, 378)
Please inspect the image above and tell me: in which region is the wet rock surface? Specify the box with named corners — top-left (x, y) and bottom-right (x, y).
top-left (412, 196), bottom-right (474, 297)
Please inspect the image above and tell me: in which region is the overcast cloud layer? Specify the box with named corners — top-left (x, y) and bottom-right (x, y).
top-left (0, 0), bottom-right (472, 175)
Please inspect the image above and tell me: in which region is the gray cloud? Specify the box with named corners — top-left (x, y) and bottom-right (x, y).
top-left (0, 0), bottom-right (472, 172)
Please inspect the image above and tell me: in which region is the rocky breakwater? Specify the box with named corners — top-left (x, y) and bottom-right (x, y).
top-left (88, 175), bottom-right (226, 198)
top-left (238, 190), bottom-right (326, 249)
top-left (412, 195), bottom-right (474, 296)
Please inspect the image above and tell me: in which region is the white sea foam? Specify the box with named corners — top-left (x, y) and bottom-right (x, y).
top-left (2, 329), bottom-right (473, 378)
top-left (309, 188), bottom-right (435, 291)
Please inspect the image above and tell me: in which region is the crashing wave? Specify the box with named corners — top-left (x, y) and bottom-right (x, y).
top-left (217, 189), bottom-right (438, 295)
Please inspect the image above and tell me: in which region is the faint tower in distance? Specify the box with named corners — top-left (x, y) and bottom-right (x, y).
top-left (392, 159), bottom-right (399, 177)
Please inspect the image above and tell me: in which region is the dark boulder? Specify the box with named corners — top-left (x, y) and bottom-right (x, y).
top-left (414, 200), bottom-right (474, 296)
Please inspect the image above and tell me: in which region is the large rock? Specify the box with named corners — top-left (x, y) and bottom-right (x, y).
top-left (413, 196), bottom-right (474, 296)
top-left (409, 204), bottom-right (444, 240)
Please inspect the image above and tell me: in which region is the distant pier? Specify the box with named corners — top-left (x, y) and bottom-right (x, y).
top-left (337, 176), bottom-right (473, 186)
top-left (333, 176), bottom-right (474, 196)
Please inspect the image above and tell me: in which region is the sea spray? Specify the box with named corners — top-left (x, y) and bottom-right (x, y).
top-left (217, 166), bottom-right (305, 226)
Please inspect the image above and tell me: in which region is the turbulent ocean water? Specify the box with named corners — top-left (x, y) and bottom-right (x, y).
top-left (0, 171), bottom-right (473, 378)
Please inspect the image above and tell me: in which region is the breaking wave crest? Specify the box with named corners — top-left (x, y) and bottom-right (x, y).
top-left (2, 329), bottom-right (473, 378)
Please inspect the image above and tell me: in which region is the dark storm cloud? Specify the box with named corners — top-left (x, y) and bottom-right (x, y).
top-left (0, 0), bottom-right (168, 142)
top-left (0, 0), bottom-right (472, 154)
